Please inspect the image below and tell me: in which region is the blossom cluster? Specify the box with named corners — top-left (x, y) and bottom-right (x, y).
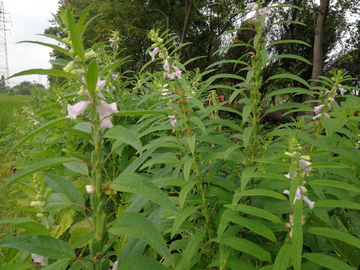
top-left (285, 213), bottom-right (306, 239)
top-left (66, 76), bottom-right (118, 129)
top-left (246, 2), bottom-right (270, 15)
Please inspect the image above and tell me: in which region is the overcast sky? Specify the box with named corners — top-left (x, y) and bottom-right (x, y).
top-left (3, 0), bottom-right (59, 88)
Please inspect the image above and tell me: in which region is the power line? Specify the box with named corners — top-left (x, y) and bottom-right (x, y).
top-left (0, 0), bottom-right (10, 88)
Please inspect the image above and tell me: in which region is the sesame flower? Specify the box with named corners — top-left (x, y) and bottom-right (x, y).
top-left (246, 2), bottom-right (259, 10)
top-left (338, 86), bottom-right (347, 96)
top-left (258, 7), bottom-right (270, 15)
top-left (163, 59), bottom-right (170, 72)
top-left (31, 254), bottom-right (46, 266)
top-left (168, 115), bottom-right (176, 126)
top-left (302, 195), bottom-right (315, 209)
top-left (86, 185), bottom-right (95, 194)
top-left (149, 47), bottom-right (159, 61)
top-left (314, 104), bottom-right (331, 114)
top-left (66, 101), bottom-right (90, 119)
top-left (97, 100), bottom-right (119, 129)
top-left (300, 159), bottom-right (312, 173)
top-left (112, 261), bottom-right (119, 270)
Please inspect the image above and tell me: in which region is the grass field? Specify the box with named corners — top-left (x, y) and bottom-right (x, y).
top-left (0, 94), bottom-right (30, 135)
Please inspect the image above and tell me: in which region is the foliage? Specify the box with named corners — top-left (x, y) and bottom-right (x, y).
top-left (1, 2), bottom-right (360, 270)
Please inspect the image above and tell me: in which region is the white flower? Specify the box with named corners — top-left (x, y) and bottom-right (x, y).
top-left (302, 195), bottom-right (315, 209)
top-left (112, 74), bottom-right (118, 80)
top-left (86, 185), bottom-right (95, 194)
top-left (66, 101), bottom-right (90, 119)
top-left (163, 59), bottom-right (170, 72)
top-left (113, 261), bottom-right (119, 270)
top-left (168, 115), bottom-right (176, 126)
top-left (339, 87), bottom-right (347, 96)
top-left (355, 141), bottom-right (360, 149)
top-left (149, 47), bottom-right (159, 61)
top-left (161, 89), bottom-right (169, 96)
top-left (284, 172), bottom-right (291, 179)
top-left (258, 7), bottom-right (270, 15)
top-left (300, 159), bottom-right (312, 173)
top-left (173, 65), bottom-right (182, 79)
top-left (246, 2), bottom-right (259, 10)
top-left (97, 100), bottom-right (119, 129)
top-left (31, 253), bottom-right (46, 266)
top-left (313, 113), bottom-right (330, 120)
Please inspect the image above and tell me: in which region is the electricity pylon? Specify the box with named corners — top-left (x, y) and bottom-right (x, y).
top-left (0, 1), bottom-right (10, 89)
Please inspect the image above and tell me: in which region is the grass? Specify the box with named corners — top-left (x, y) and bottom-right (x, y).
top-left (0, 94), bottom-right (30, 135)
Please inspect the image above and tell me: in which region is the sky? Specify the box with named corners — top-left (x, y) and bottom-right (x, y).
top-left (3, 0), bottom-right (60, 88)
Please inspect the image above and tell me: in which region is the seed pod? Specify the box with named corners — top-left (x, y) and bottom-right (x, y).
top-left (89, 238), bottom-right (98, 259)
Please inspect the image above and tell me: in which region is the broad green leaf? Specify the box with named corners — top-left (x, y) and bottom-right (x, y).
top-left (303, 253), bottom-right (354, 270)
top-left (5, 117), bottom-right (69, 160)
top-left (0, 157), bottom-right (77, 191)
top-left (233, 189), bottom-right (287, 205)
top-left (66, 6), bottom-right (85, 62)
top-left (63, 161), bottom-right (89, 175)
top-left (308, 227), bottom-right (360, 249)
top-left (99, 56), bottom-right (132, 75)
top-left (69, 220), bottom-right (94, 249)
top-left (76, 5), bottom-right (91, 34)
top-left (140, 155), bottom-right (184, 170)
top-left (265, 103), bottom-right (312, 114)
top-left (105, 125), bottom-right (142, 153)
top-left (15, 222), bottom-right (50, 236)
top-left (309, 180), bottom-right (360, 193)
top-left (18, 41), bottom-right (73, 58)
top-left (267, 54), bottom-right (312, 65)
top-left (0, 217), bottom-right (37, 224)
top-left (86, 60), bottom-right (98, 94)
top-left (51, 209), bottom-right (74, 238)
top-left (273, 243), bottom-right (292, 270)
top-left (265, 87), bottom-right (313, 99)
top-left (241, 166), bottom-right (256, 192)
top-left (221, 209), bottom-right (277, 242)
top-left (229, 204), bottom-right (282, 223)
top-left (243, 126), bottom-right (253, 148)
top-left (118, 256), bottom-right (169, 270)
top-left (181, 230), bottom-right (206, 270)
top-left (0, 263), bottom-right (33, 270)
top-left (110, 174), bottom-right (180, 215)
top-left (267, 74), bottom-right (310, 88)
top-left (172, 206), bottom-right (200, 238)
top-left (183, 158), bottom-right (194, 183)
top-left (189, 116), bottom-right (206, 133)
top-left (44, 173), bottom-right (85, 208)
top-left (0, 235), bottom-right (75, 259)
top-left (179, 181), bottom-right (196, 209)
top-left (309, 162), bottom-right (349, 169)
top-left (242, 104), bottom-right (253, 123)
top-left (115, 109), bottom-right (170, 116)
top-left (8, 69), bottom-right (80, 81)
top-left (44, 193), bottom-right (75, 212)
top-left (43, 258), bottom-right (70, 270)
top-left (207, 258), bottom-right (258, 270)
top-left (266, 40), bottom-right (311, 48)
top-left (109, 212), bottom-right (173, 264)
top-left (219, 236), bottom-right (271, 261)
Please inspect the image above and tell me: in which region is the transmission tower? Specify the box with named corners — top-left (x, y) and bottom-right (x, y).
top-left (0, 1), bottom-right (10, 89)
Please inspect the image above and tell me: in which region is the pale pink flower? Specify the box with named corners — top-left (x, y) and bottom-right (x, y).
top-left (113, 261), bottom-right (119, 270)
top-left (258, 7), bottom-right (270, 15)
top-left (339, 87), bottom-right (347, 96)
top-left (314, 103), bottom-right (331, 114)
top-left (168, 115), bottom-right (176, 126)
top-left (31, 253), bottom-right (46, 266)
top-left (302, 195), bottom-right (315, 209)
top-left (284, 172), bottom-right (291, 179)
top-left (300, 159), bottom-right (312, 173)
top-left (66, 101), bottom-right (90, 119)
top-left (149, 47), bottom-right (159, 61)
top-left (162, 89), bottom-right (169, 96)
top-left (173, 65), bottom-right (182, 79)
top-left (163, 59), bottom-right (170, 72)
top-left (355, 141), bottom-right (360, 149)
top-left (313, 113), bottom-right (330, 121)
top-left (112, 74), bottom-right (118, 80)
top-left (86, 185), bottom-right (94, 194)
top-left (246, 2), bottom-right (259, 10)
top-left (97, 100), bottom-right (118, 129)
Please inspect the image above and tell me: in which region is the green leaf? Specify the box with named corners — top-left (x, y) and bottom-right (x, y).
top-left (7, 69), bottom-right (80, 81)
top-left (308, 180), bottom-right (360, 193)
top-left (0, 157), bottom-right (77, 191)
top-left (303, 253), bottom-right (355, 270)
top-left (115, 109), bottom-right (170, 116)
top-left (265, 87), bottom-right (313, 99)
top-left (63, 161), bottom-right (89, 175)
top-left (44, 173), bottom-right (85, 208)
top-left (118, 256), bottom-right (170, 270)
top-left (76, 5), bottom-right (90, 34)
top-left (0, 236), bottom-right (75, 259)
top-left (140, 154), bottom-right (184, 170)
top-left (43, 193), bottom-right (74, 212)
top-left (15, 222), bottom-right (50, 236)
top-left (110, 174), bottom-right (180, 215)
top-left (265, 103), bottom-right (312, 114)
top-left (69, 220), bottom-right (94, 249)
top-left (266, 40), bottom-right (311, 48)
top-left (207, 258), bottom-right (258, 270)
top-left (66, 6), bottom-right (85, 62)
top-left (172, 206), bottom-right (200, 238)
top-left (308, 227), bottom-right (360, 249)
top-left (189, 116), bottom-right (206, 133)
top-left (233, 189), bottom-right (287, 205)
top-left (229, 204), bottom-right (282, 223)
top-left (221, 209), bottom-right (277, 242)
top-left (86, 60), bottom-right (98, 94)
top-left (109, 212), bottom-right (173, 264)
top-left (183, 158), bottom-right (194, 183)
top-left (309, 162), bottom-right (350, 169)
top-left (243, 126), bottom-right (253, 148)
top-left (43, 258), bottom-right (70, 270)
top-left (267, 54), bottom-right (312, 65)
top-left (241, 166), bottom-right (256, 192)
top-left (104, 125), bottom-right (142, 153)
top-left (0, 263), bottom-right (33, 270)
top-left (273, 243), bottom-right (292, 270)
top-left (18, 41), bottom-right (73, 59)
top-left (179, 181), bottom-right (196, 209)
top-left (99, 56), bottom-right (132, 75)
top-left (219, 236), bottom-right (271, 261)
top-left (242, 104), bottom-right (253, 123)
top-left (5, 117), bottom-right (69, 160)
top-left (267, 74), bottom-right (310, 88)
top-left (181, 230), bottom-right (206, 270)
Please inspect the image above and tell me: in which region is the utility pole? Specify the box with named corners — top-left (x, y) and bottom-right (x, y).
top-left (0, 1), bottom-right (10, 90)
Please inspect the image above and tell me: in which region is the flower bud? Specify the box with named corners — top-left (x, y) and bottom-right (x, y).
top-left (85, 50), bottom-right (97, 59)
top-left (63, 61), bottom-right (75, 73)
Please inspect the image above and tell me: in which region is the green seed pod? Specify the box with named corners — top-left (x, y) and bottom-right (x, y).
top-left (90, 193), bottom-right (98, 212)
top-left (89, 238), bottom-right (98, 259)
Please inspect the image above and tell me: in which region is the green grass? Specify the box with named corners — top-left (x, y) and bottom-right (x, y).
top-left (0, 94), bottom-right (30, 134)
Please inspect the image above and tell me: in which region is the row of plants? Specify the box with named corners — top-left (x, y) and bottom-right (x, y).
top-left (1, 2), bottom-right (360, 270)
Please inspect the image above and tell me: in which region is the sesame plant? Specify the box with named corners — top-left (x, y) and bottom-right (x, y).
top-left (1, 2), bottom-right (360, 270)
